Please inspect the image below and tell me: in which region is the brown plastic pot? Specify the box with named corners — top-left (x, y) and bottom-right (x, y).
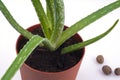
top-left (16, 24), bottom-right (85, 80)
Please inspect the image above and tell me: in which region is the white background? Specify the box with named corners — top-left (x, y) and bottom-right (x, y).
top-left (0, 0), bottom-right (120, 80)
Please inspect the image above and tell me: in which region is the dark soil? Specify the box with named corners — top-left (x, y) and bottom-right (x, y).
top-left (17, 25), bottom-right (84, 72)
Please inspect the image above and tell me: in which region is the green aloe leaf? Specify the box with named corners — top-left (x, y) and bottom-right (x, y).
top-left (0, 0), bottom-right (33, 39)
top-left (56, 0), bottom-right (120, 49)
top-left (1, 35), bottom-right (45, 80)
top-left (46, 0), bottom-right (64, 44)
top-left (61, 19), bottom-right (119, 54)
top-left (31, 0), bottom-right (52, 39)
top-left (46, 0), bottom-right (56, 31)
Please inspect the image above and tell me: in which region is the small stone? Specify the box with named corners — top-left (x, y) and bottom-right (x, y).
top-left (102, 65), bottom-right (112, 75)
top-left (96, 55), bottom-right (104, 64)
top-left (114, 67), bottom-right (120, 76)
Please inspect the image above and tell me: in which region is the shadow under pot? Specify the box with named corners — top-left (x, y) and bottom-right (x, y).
top-left (16, 24), bottom-right (85, 80)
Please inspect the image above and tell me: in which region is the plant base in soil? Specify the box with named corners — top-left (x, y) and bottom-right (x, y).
top-left (17, 26), bottom-right (84, 72)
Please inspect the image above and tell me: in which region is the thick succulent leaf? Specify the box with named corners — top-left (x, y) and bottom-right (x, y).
top-left (61, 20), bottom-right (119, 54)
top-left (31, 0), bottom-right (51, 39)
top-left (46, 0), bottom-right (55, 31)
top-left (56, 0), bottom-right (120, 49)
top-left (0, 0), bottom-right (33, 39)
top-left (1, 35), bottom-right (45, 80)
top-left (46, 0), bottom-right (64, 44)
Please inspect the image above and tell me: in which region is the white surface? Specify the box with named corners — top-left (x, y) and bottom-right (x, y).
top-left (0, 0), bottom-right (120, 80)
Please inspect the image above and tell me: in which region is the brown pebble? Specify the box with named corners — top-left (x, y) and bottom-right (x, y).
top-left (102, 65), bottom-right (112, 75)
top-left (96, 55), bottom-right (104, 64)
top-left (114, 67), bottom-right (120, 76)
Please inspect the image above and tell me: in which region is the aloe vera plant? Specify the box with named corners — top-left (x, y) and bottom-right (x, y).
top-left (1, 0), bottom-right (120, 80)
